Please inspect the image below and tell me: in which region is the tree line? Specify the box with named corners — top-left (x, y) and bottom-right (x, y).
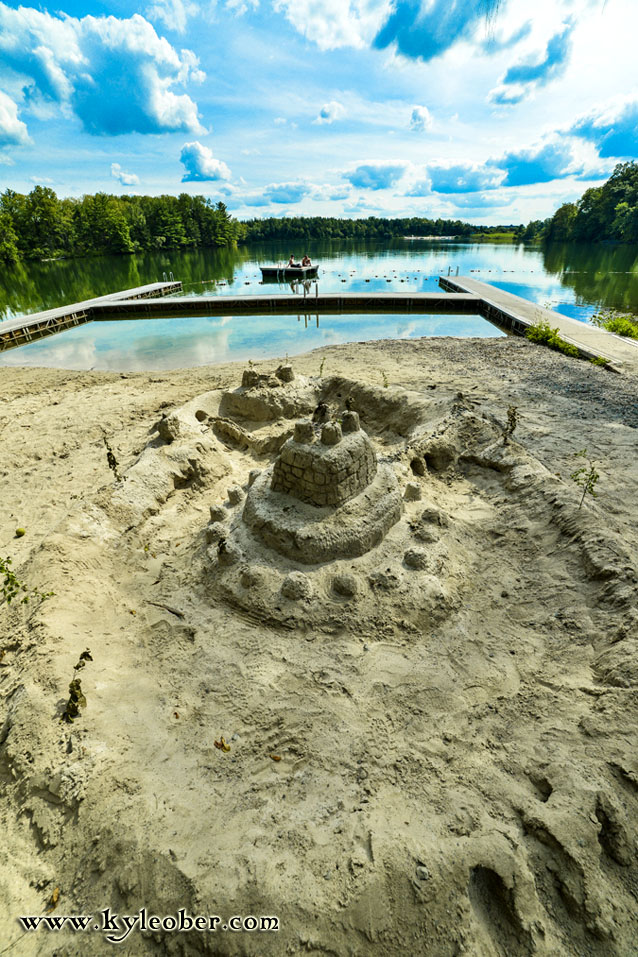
top-left (517, 162), bottom-right (638, 244)
top-left (241, 215), bottom-right (477, 242)
top-left (0, 188), bottom-right (240, 263)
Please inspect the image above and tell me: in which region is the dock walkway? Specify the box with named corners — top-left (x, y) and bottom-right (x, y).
top-left (92, 291), bottom-right (481, 319)
top-left (440, 275), bottom-right (638, 371)
top-left (0, 281), bottom-right (181, 352)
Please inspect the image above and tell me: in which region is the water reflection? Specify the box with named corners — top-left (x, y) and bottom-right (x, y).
top-left (4, 238), bottom-right (638, 323)
top-left (0, 312), bottom-right (503, 372)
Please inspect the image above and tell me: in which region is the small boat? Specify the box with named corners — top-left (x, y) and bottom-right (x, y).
top-left (260, 264), bottom-right (319, 281)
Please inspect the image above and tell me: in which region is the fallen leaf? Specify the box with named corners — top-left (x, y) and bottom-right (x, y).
top-left (270, 754), bottom-right (282, 762)
top-left (47, 887), bottom-right (60, 912)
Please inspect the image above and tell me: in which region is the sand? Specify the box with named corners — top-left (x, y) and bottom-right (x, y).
top-left (0, 335), bottom-right (637, 956)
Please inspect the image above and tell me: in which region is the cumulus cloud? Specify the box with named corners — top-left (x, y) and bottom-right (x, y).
top-left (111, 162), bottom-right (140, 186)
top-left (344, 162), bottom-right (406, 190)
top-left (489, 141), bottom-right (581, 186)
top-left (0, 3), bottom-right (205, 136)
top-left (489, 21), bottom-right (573, 105)
top-left (310, 183), bottom-right (351, 201)
top-left (264, 182), bottom-right (308, 203)
top-left (428, 162), bottom-right (502, 194)
top-left (235, 181), bottom-right (309, 206)
top-left (314, 100), bottom-right (346, 124)
top-left (409, 106), bottom-right (432, 132)
top-left (0, 89), bottom-right (30, 147)
top-left (180, 141), bottom-right (231, 181)
top-left (570, 96), bottom-right (638, 159)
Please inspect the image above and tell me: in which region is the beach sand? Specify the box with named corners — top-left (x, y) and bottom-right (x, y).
top-left (0, 335), bottom-right (637, 956)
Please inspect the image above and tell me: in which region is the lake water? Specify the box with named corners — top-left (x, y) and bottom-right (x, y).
top-left (2, 238), bottom-right (638, 371)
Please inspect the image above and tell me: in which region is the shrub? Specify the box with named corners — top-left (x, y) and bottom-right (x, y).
top-left (526, 320), bottom-right (579, 357)
top-left (591, 311), bottom-right (638, 339)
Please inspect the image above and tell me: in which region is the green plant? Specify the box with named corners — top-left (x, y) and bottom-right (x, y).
top-left (382, 370), bottom-right (389, 388)
top-left (590, 356), bottom-right (610, 366)
top-left (526, 320), bottom-right (579, 358)
top-left (319, 356), bottom-right (326, 377)
top-left (570, 449), bottom-right (599, 508)
top-left (503, 405), bottom-right (518, 444)
top-left (1, 556), bottom-right (54, 606)
top-left (591, 310), bottom-right (638, 339)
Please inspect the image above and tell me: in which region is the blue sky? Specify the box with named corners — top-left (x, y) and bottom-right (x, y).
top-left (0, 0), bottom-right (635, 225)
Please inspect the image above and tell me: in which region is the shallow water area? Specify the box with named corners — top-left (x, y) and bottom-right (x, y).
top-left (0, 312), bottom-right (500, 371)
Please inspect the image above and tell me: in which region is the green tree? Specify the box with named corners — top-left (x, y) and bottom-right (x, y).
top-left (0, 211), bottom-right (20, 263)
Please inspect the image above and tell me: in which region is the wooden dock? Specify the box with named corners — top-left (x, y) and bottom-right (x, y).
top-left (0, 281), bottom-right (181, 352)
top-left (91, 291), bottom-right (481, 319)
top-left (440, 275), bottom-right (638, 371)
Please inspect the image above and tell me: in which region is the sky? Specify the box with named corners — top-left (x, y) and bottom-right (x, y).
top-left (0, 0), bottom-right (637, 225)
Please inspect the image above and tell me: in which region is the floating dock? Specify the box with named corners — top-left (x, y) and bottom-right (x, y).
top-left (440, 276), bottom-right (638, 371)
top-left (0, 281), bottom-right (181, 352)
top-left (92, 291), bottom-right (481, 319)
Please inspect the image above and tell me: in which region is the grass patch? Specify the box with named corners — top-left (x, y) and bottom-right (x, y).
top-left (525, 320), bottom-right (579, 358)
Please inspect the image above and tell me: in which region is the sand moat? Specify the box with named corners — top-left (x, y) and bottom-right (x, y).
top-left (0, 334), bottom-right (637, 956)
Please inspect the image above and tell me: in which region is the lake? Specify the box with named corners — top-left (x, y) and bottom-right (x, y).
top-left (1, 238), bottom-right (637, 371)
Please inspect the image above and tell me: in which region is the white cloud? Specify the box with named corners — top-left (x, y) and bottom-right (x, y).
top-left (0, 4), bottom-right (205, 136)
top-left (409, 105), bottom-right (432, 132)
top-left (314, 100), bottom-right (346, 124)
top-left (111, 162), bottom-right (140, 186)
top-left (180, 141), bottom-right (231, 181)
top-left (344, 161), bottom-right (407, 190)
top-left (272, 0), bottom-right (392, 51)
top-left (145, 0), bottom-right (199, 34)
top-left (0, 90), bottom-right (30, 147)
top-left (225, 0), bottom-right (259, 13)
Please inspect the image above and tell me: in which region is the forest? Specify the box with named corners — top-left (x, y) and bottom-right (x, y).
top-left (241, 216), bottom-right (477, 241)
top-left (0, 189), bottom-right (239, 264)
top-left (0, 186), bottom-right (513, 264)
top-left (518, 162), bottom-right (638, 244)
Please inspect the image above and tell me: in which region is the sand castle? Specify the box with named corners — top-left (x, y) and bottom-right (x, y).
top-left (270, 412), bottom-right (375, 506)
top-left (243, 407), bottom-right (401, 564)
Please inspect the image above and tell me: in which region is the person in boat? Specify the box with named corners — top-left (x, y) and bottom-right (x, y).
top-left (302, 254), bottom-right (311, 266)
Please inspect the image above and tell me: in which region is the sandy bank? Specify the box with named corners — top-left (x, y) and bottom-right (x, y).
top-left (0, 335), bottom-right (637, 956)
